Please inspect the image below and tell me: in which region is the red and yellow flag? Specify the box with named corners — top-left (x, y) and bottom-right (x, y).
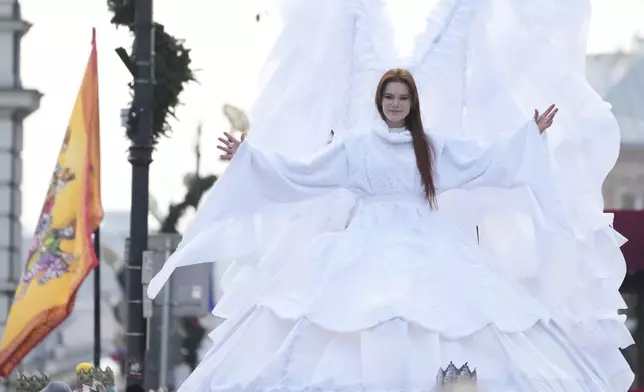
top-left (0, 29), bottom-right (103, 377)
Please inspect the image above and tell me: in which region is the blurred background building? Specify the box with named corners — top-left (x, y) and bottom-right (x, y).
top-left (596, 37), bottom-right (644, 208)
top-left (0, 0), bottom-right (41, 372)
top-left (590, 36), bottom-right (644, 387)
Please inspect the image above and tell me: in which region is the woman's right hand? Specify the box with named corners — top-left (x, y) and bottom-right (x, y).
top-left (217, 132), bottom-right (245, 160)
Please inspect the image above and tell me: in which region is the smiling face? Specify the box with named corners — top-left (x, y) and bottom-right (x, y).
top-left (381, 81), bottom-right (412, 128)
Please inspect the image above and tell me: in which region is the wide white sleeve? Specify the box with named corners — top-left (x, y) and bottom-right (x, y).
top-left (147, 137), bottom-right (351, 299)
top-left (436, 120), bottom-right (550, 191)
top-left (232, 138), bottom-right (350, 202)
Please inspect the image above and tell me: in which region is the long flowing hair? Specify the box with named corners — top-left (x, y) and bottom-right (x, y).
top-left (375, 68), bottom-right (437, 208)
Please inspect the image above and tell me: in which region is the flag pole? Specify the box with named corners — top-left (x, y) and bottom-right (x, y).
top-left (93, 227), bottom-right (101, 368)
top-left (91, 27), bottom-right (102, 370)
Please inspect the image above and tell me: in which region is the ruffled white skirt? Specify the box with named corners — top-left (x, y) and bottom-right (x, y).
top-left (176, 198), bottom-right (634, 392)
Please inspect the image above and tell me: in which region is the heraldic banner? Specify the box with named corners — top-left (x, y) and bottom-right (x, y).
top-left (0, 29), bottom-right (103, 377)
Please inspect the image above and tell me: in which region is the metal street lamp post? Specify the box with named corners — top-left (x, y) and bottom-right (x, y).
top-left (125, 0), bottom-right (154, 389)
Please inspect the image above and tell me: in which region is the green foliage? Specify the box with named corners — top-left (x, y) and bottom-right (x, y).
top-left (106, 0), bottom-right (134, 26)
top-left (106, 0), bottom-right (196, 142)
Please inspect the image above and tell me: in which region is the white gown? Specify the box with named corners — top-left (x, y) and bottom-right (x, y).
top-left (148, 0), bottom-right (634, 390)
top-left (148, 118), bottom-right (632, 392)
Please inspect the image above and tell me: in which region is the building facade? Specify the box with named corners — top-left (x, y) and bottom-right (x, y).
top-left (0, 0), bottom-right (41, 350)
top-left (588, 41), bottom-right (644, 209)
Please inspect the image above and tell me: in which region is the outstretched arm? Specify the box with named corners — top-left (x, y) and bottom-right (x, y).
top-left (436, 105), bottom-right (558, 191)
top-left (213, 131), bottom-right (351, 204)
top-left (147, 133), bottom-right (352, 300)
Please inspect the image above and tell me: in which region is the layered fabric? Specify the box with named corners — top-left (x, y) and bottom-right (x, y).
top-left (148, 0), bottom-right (633, 391)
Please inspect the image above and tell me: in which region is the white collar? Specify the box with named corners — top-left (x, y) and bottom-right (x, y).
top-left (369, 117), bottom-right (445, 156)
top-left (372, 118), bottom-right (413, 144)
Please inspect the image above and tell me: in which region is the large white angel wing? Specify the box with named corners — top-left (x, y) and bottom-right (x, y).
top-left (410, 1), bottom-right (631, 387)
top-left (246, 0), bottom-right (358, 157)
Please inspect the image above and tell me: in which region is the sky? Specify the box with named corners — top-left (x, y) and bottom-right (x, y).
top-left (17, 0), bottom-right (644, 232)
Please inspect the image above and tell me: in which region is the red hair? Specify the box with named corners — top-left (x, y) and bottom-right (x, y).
top-left (375, 68), bottom-right (437, 208)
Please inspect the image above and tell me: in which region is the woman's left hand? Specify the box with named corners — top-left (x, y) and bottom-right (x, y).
top-left (534, 104), bottom-right (558, 134)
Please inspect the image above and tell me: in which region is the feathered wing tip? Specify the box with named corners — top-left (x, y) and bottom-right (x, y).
top-left (247, 0), bottom-right (359, 157)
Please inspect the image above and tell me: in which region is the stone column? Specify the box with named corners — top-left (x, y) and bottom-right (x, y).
top-left (0, 0), bottom-right (41, 350)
